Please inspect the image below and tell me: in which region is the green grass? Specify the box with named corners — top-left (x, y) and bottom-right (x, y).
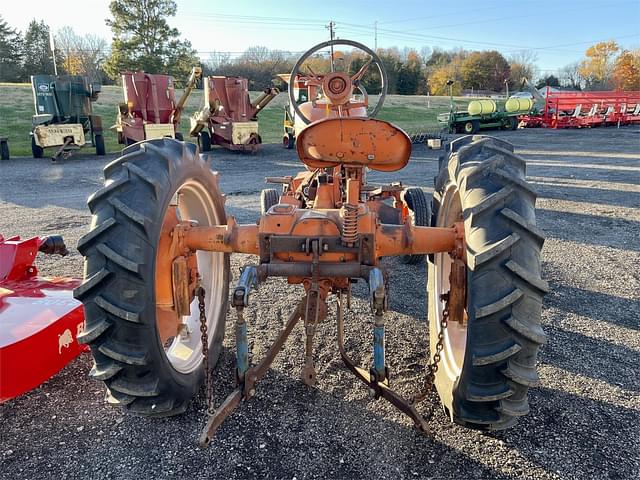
top-left (0, 83), bottom-right (471, 157)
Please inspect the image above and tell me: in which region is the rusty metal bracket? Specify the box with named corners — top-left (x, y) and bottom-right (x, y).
top-left (50, 137), bottom-right (74, 162)
top-left (336, 293), bottom-right (430, 434)
top-left (301, 240), bottom-right (322, 386)
top-left (198, 300), bottom-right (304, 448)
top-left (232, 265), bottom-right (258, 309)
top-left (448, 257), bottom-right (467, 325)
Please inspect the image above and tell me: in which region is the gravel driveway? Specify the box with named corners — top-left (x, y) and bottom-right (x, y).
top-left (1, 127), bottom-right (639, 479)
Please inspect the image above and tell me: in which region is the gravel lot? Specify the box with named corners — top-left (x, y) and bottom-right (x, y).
top-left (1, 127), bottom-right (639, 479)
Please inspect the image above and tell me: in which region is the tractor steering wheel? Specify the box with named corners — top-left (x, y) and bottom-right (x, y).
top-left (289, 39), bottom-right (388, 125)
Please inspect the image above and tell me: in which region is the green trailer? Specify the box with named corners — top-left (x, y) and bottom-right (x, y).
top-left (437, 98), bottom-right (521, 134)
top-left (30, 75), bottom-right (104, 160)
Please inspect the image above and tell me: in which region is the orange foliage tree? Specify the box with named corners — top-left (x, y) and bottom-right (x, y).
top-left (612, 50), bottom-right (640, 91)
top-left (578, 41), bottom-right (619, 88)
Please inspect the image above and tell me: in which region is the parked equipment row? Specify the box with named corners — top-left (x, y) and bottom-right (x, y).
top-left (519, 89), bottom-right (640, 128)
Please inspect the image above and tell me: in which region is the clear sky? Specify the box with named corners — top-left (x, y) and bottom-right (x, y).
top-left (3, 0), bottom-right (639, 73)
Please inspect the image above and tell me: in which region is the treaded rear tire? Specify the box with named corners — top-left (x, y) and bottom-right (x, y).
top-left (199, 131), bottom-right (212, 152)
top-left (74, 138), bottom-right (230, 416)
top-left (283, 133), bottom-right (295, 149)
top-left (31, 136), bottom-right (44, 158)
top-left (260, 188), bottom-right (279, 215)
top-left (95, 134), bottom-right (106, 156)
top-left (400, 187), bottom-right (431, 264)
top-left (429, 135), bottom-right (548, 430)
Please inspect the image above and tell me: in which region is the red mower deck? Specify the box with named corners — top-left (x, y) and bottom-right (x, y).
top-left (0, 235), bottom-right (85, 403)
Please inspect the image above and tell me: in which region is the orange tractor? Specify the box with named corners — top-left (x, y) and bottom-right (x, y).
top-left (74, 40), bottom-right (547, 446)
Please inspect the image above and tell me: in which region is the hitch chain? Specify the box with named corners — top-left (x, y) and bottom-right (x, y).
top-left (409, 300), bottom-right (449, 414)
top-left (197, 285), bottom-right (215, 415)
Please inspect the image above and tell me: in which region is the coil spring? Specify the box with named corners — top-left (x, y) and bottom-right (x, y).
top-left (342, 203), bottom-right (359, 245)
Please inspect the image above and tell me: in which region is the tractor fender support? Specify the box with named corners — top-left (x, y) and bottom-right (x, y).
top-left (182, 219), bottom-right (259, 255)
top-left (375, 223), bottom-right (462, 258)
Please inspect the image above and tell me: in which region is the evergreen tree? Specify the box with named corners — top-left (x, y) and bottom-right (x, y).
top-left (535, 75), bottom-right (561, 89)
top-left (23, 19), bottom-right (56, 76)
top-left (103, 0), bottom-right (199, 83)
top-left (0, 16), bottom-right (24, 81)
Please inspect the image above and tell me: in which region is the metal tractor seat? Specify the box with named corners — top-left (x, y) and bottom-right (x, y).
top-left (295, 117), bottom-right (411, 172)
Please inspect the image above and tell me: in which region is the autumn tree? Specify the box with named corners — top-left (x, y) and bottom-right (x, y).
top-left (425, 49), bottom-right (454, 69)
top-left (103, 0), bottom-right (199, 83)
top-left (612, 49), bottom-right (640, 91)
top-left (0, 16), bottom-right (23, 82)
top-left (508, 50), bottom-right (538, 89)
top-left (428, 67), bottom-right (461, 95)
top-left (56, 27), bottom-right (107, 81)
top-left (428, 53), bottom-right (465, 95)
top-left (397, 50), bottom-right (423, 94)
top-left (425, 49), bottom-right (465, 95)
top-left (461, 50), bottom-right (510, 91)
top-left (578, 41), bottom-right (619, 89)
top-left (23, 20), bottom-right (57, 76)
top-left (216, 46), bottom-right (293, 90)
top-left (348, 49), bottom-right (402, 95)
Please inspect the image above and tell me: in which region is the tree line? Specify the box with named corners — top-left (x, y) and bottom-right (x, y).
top-left (0, 0), bottom-right (198, 85)
top-left (206, 42), bottom-right (639, 95)
top-left (1, 1), bottom-right (638, 94)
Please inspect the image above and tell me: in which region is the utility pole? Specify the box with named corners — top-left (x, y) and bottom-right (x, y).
top-left (49, 30), bottom-right (58, 76)
top-left (374, 21), bottom-right (377, 51)
top-left (327, 20), bottom-right (336, 41)
top-left (326, 21), bottom-right (336, 72)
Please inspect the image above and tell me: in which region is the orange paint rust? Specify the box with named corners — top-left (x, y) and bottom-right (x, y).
top-left (182, 219), bottom-right (259, 255)
top-left (375, 223), bottom-right (461, 258)
top-left (296, 118), bottom-right (411, 172)
top-left (156, 206), bottom-right (180, 308)
top-left (155, 205), bottom-right (185, 344)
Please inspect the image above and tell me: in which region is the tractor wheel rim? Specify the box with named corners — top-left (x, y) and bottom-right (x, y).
top-left (433, 182), bottom-right (467, 376)
top-left (157, 179), bottom-right (226, 374)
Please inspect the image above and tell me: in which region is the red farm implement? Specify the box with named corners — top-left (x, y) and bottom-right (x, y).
top-left (520, 89), bottom-right (640, 129)
top-left (189, 76), bottom-right (279, 153)
top-left (116, 67), bottom-right (202, 145)
top-left (0, 234), bottom-right (85, 403)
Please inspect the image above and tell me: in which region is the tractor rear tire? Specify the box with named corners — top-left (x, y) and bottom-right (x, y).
top-left (429, 135), bottom-right (548, 430)
top-left (199, 131), bottom-right (212, 152)
top-left (74, 138), bottom-right (230, 417)
top-left (283, 133), bottom-right (295, 149)
top-left (260, 188), bottom-right (279, 215)
top-left (31, 136), bottom-right (44, 158)
top-left (400, 187), bottom-right (431, 264)
top-left (1, 141), bottom-right (9, 160)
top-left (95, 134), bottom-right (106, 156)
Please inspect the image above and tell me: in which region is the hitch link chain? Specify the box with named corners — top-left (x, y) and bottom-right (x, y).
top-left (409, 301), bottom-right (449, 411)
top-left (197, 284), bottom-right (215, 415)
